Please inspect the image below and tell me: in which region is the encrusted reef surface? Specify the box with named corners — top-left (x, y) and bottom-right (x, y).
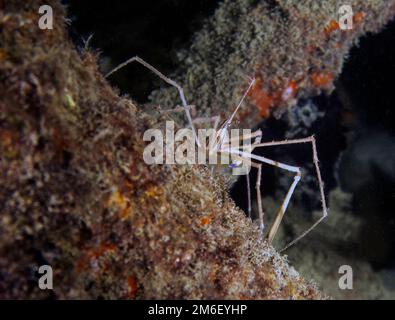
top-left (151, 0), bottom-right (395, 123)
top-left (0, 1), bottom-right (325, 299)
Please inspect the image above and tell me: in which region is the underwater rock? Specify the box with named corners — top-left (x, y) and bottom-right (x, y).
top-left (150, 0), bottom-right (395, 126)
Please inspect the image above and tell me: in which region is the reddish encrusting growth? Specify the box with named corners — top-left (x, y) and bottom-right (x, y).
top-left (324, 11), bottom-right (365, 37)
top-left (0, 48), bottom-right (7, 61)
top-left (75, 243), bottom-right (117, 273)
top-left (248, 77), bottom-right (299, 118)
top-left (310, 71), bottom-right (334, 88)
top-left (316, 13), bottom-right (366, 90)
top-left (353, 11), bottom-right (366, 24)
top-left (248, 11), bottom-right (365, 118)
top-left (324, 20), bottom-right (340, 36)
top-left (127, 275), bottom-right (138, 299)
top-left (200, 213), bottom-right (215, 226)
top-left (281, 80), bottom-right (298, 101)
top-left (248, 77), bottom-right (273, 117)
top-left (0, 129), bottom-right (15, 148)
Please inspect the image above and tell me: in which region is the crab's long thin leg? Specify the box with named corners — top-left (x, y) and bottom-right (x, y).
top-left (229, 153), bottom-right (260, 225)
top-left (213, 77), bottom-right (255, 149)
top-left (267, 170), bottom-right (301, 245)
top-left (187, 115), bottom-right (221, 156)
top-left (221, 130), bottom-right (261, 220)
top-left (251, 162), bottom-right (264, 232)
top-left (273, 136), bottom-right (328, 252)
top-left (221, 130), bottom-right (263, 147)
top-left (105, 56), bottom-right (200, 146)
top-left (230, 149), bottom-right (301, 246)
top-left (243, 136), bottom-right (317, 149)
top-left (229, 135), bottom-right (328, 252)
top-left (222, 146), bottom-right (301, 237)
top-left (246, 170), bottom-right (252, 218)
top-left (219, 77), bottom-right (256, 131)
top-left (227, 148), bottom-right (301, 173)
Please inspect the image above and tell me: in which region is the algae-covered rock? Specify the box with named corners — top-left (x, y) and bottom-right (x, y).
top-left (0, 0), bottom-right (326, 299)
top-left (150, 0), bottom-right (395, 125)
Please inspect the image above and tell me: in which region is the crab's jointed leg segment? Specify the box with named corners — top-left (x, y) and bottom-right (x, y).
top-left (251, 162), bottom-right (265, 232)
top-left (224, 134), bottom-right (327, 251)
top-left (267, 170), bottom-right (301, 245)
top-left (105, 56), bottom-right (200, 147)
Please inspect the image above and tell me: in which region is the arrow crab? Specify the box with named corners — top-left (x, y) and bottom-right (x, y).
top-left (105, 56), bottom-right (328, 252)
